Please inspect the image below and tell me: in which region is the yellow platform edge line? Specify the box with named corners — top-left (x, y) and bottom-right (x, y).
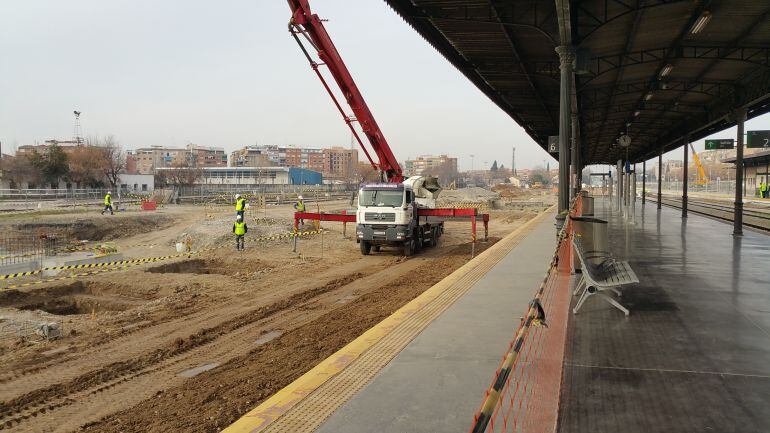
top-left (223, 206), bottom-right (556, 433)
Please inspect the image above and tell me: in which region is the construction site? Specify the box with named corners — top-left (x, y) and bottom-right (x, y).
top-left (0, 187), bottom-right (553, 432)
top-left (4, 0), bottom-right (770, 432)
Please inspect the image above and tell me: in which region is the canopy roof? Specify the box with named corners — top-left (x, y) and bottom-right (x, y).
top-left (385, 0), bottom-right (770, 164)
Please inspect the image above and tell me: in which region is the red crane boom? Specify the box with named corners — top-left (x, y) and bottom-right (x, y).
top-left (287, 0), bottom-right (403, 183)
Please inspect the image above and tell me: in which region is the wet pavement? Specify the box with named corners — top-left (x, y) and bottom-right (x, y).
top-left (558, 198), bottom-right (770, 433)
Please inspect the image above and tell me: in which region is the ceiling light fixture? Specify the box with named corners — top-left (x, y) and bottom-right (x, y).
top-left (689, 11), bottom-right (712, 35)
top-left (645, 92), bottom-right (654, 101)
top-left (634, 110), bottom-right (641, 117)
top-left (660, 64), bottom-right (674, 77)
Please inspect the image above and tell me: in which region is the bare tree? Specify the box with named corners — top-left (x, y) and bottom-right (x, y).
top-left (1, 154), bottom-right (40, 188)
top-left (353, 161), bottom-right (380, 183)
top-left (67, 146), bottom-right (107, 187)
top-left (166, 161), bottom-right (203, 187)
top-left (99, 135), bottom-right (126, 188)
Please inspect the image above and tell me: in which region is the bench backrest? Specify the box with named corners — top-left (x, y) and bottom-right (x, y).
top-left (573, 236), bottom-right (609, 281)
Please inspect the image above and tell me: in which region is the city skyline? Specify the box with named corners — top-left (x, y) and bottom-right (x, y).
top-left (2, 1), bottom-right (769, 172)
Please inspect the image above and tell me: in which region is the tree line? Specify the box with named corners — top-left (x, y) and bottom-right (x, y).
top-left (0, 136), bottom-right (126, 189)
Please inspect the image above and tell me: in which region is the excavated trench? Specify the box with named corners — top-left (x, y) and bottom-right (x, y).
top-left (146, 258), bottom-right (273, 276)
top-left (0, 281), bottom-right (148, 316)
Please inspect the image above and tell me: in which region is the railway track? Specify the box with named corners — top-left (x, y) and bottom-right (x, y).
top-left (651, 195), bottom-right (770, 231)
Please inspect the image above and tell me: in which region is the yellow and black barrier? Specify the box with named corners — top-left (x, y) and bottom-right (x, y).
top-left (0, 230), bottom-right (327, 289)
top-left (0, 270), bottom-right (43, 280)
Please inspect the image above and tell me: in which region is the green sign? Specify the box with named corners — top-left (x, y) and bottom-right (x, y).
top-left (705, 139), bottom-right (734, 150)
top-left (747, 130), bottom-right (770, 148)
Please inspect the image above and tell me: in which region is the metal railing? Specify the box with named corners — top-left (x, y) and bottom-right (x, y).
top-left (0, 188), bottom-right (105, 201)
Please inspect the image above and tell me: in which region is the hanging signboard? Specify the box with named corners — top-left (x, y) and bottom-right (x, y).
top-left (547, 136), bottom-right (559, 154)
top-left (704, 139), bottom-right (734, 150)
top-left (747, 130), bottom-right (770, 148)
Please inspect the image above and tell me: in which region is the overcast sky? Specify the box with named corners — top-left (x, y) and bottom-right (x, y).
top-left (1, 1), bottom-right (768, 171)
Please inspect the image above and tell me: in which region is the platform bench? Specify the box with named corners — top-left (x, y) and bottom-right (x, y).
top-left (572, 235), bottom-right (639, 316)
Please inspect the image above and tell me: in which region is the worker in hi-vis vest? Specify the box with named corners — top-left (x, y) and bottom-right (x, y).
top-left (232, 214), bottom-right (248, 251)
top-left (101, 192), bottom-right (114, 215)
top-left (235, 194), bottom-right (247, 219)
top-left (294, 195), bottom-right (305, 226)
top-left (760, 180), bottom-right (768, 198)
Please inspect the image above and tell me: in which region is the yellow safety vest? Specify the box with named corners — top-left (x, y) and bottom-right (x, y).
top-left (104, 194), bottom-right (111, 205)
top-left (761, 183), bottom-right (768, 192)
top-left (296, 200), bottom-right (305, 212)
top-left (235, 198), bottom-right (246, 211)
top-left (234, 221), bottom-right (246, 235)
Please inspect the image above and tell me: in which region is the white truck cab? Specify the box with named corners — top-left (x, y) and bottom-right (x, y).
top-left (356, 177), bottom-right (443, 256)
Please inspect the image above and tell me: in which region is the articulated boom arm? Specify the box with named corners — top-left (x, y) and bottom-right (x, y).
top-left (688, 142), bottom-right (708, 185)
top-left (288, 0), bottom-right (403, 183)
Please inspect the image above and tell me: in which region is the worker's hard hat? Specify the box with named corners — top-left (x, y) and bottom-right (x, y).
top-left (235, 194), bottom-right (241, 199)
top-left (298, 195), bottom-right (304, 200)
top-left (107, 192), bottom-right (112, 195)
top-left (236, 214), bottom-right (243, 220)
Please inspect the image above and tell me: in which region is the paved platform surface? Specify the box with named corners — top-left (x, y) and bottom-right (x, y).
top-left (313, 211), bottom-right (558, 433)
top-left (558, 198), bottom-right (770, 433)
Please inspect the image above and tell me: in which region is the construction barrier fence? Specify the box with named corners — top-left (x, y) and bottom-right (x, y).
top-left (469, 197), bottom-right (580, 433)
top-left (1, 229), bottom-right (327, 290)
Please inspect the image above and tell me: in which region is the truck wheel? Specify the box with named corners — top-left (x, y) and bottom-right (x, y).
top-left (430, 227), bottom-right (438, 247)
top-left (403, 240), bottom-right (413, 256)
top-left (372, 245), bottom-right (380, 253)
top-left (360, 240), bottom-right (371, 255)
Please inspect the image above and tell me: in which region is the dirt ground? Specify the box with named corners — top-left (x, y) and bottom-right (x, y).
top-left (0, 191), bottom-right (553, 432)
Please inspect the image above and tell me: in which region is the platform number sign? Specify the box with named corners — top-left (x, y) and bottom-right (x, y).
top-left (747, 130), bottom-right (770, 148)
top-left (705, 139), bottom-right (734, 150)
top-left (548, 136), bottom-right (559, 154)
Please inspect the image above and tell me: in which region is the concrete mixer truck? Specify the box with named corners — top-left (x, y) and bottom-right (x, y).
top-left (356, 176), bottom-right (444, 256)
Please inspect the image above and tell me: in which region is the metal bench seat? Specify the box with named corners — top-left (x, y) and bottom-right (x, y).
top-left (572, 236), bottom-right (639, 316)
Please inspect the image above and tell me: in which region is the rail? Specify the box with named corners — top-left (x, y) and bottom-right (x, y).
top-left (650, 195), bottom-right (770, 231)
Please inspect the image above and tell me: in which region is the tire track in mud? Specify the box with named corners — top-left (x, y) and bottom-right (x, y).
top-left (0, 272), bottom-right (367, 431)
top-left (0, 250), bottom-right (436, 432)
top-left (0, 226), bottom-right (486, 432)
top-left (0, 253), bottom-right (391, 393)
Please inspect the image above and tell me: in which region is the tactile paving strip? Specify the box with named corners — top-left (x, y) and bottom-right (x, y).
top-left (224, 207), bottom-right (555, 433)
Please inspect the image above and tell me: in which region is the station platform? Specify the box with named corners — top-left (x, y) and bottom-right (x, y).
top-left (559, 198), bottom-right (770, 433)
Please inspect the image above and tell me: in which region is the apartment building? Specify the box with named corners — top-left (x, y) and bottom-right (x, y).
top-left (403, 155), bottom-right (458, 177)
top-left (229, 145), bottom-right (357, 178)
top-left (129, 144), bottom-right (227, 174)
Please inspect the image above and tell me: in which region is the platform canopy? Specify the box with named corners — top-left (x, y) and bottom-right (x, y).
top-left (385, 0), bottom-right (770, 164)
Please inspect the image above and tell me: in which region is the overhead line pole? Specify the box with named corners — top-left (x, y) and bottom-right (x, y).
top-left (682, 133), bottom-right (689, 218)
top-left (734, 108), bottom-right (746, 236)
top-left (657, 150), bottom-right (663, 209)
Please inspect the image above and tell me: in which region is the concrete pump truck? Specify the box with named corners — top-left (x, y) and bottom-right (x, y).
top-left (287, 0), bottom-right (485, 256)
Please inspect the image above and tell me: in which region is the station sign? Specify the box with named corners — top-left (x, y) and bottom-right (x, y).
top-left (705, 139), bottom-right (734, 150)
top-left (747, 130), bottom-right (770, 148)
top-left (547, 136), bottom-right (559, 154)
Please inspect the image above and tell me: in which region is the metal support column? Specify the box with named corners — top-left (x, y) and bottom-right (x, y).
top-left (734, 108), bottom-right (746, 236)
top-left (642, 160), bottom-right (646, 205)
top-left (555, 45), bottom-right (574, 213)
top-left (682, 134), bottom-right (689, 218)
top-left (657, 150), bottom-right (663, 210)
top-left (633, 164), bottom-right (637, 205)
top-left (617, 160), bottom-right (623, 210)
top-left (570, 112), bottom-right (578, 200)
